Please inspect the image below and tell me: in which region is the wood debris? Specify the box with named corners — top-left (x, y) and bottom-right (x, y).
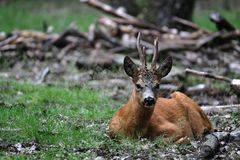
top-left (199, 130), bottom-right (240, 158)
top-left (0, 0), bottom-right (239, 65)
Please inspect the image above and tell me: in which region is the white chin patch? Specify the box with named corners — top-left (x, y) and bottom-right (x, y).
top-left (143, 104), bottom-right (154, 109)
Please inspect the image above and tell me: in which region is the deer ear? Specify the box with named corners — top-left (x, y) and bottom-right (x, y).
top-left (124, 56), bottom-right (138, 77)
top-left (157, 56), bottom-right (172, 78)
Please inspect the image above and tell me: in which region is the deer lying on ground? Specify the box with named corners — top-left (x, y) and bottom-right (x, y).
top-left (108, 33), bottom-right (212, 143)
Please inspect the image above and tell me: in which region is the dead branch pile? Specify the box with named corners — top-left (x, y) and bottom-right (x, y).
top-left (0, 0), bottom-right (239, 62)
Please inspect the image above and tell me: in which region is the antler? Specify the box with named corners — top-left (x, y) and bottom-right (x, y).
top-left (151, 37), bottom-right (159, 70)
top-left (137, 32), bottom-right (146, 69)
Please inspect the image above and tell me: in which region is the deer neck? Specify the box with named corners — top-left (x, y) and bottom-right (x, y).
top-left (123, 89), bottom-right (154, 136)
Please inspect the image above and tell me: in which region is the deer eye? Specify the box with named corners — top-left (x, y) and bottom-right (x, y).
top-left (136, 84), bottom-right (143, 90)
top-left (154, 84), bottom-right (160, 89)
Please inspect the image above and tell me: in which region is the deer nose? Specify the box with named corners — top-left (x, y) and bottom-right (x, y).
top-left (144, 97), bottom-right (155, 106)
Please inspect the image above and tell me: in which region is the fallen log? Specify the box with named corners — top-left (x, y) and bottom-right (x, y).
top-left (199, 132), bottom-right (229, 158)
top-left (199, 130), bottom-right (240, 158)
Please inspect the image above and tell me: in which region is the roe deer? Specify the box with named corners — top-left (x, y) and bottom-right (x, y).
top-left (108, 33), bottom-right (212, 142)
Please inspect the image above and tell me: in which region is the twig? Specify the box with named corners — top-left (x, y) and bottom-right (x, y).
top-left (35, 67), bottom-right (50, 84)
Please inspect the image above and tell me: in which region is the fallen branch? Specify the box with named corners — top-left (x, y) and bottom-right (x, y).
top-left (80, 0), bottom-right (137, 21)
top-left (81, 0), bottom-right (167, 33)
top-left (185, 68), bottom-right (231, 82)
top-left (52, 28), bottom-right (87, 48)
top-left (108, 17), bottom-right (167, 33)
top-left (172, 16), bottom-right (210, 33)
top-left (185, 68), bottom-right (240, 95)
top-left (195, 32), bottom-right (221, 49)
top-left (201, 104), bottom-right (240, 113)
top-left (0, 35), bottom-right (18, 47)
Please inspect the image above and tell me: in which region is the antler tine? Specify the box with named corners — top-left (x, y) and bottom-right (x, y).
top-left (142, 46), bottom-right (146, 67)
top-left (151, 37), bottom-right (159, 69)
top-left (137, 32), bottom-right (146, 68)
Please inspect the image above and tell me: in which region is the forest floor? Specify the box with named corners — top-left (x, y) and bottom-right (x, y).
top-left (0, 79), bottom-right (239, 159)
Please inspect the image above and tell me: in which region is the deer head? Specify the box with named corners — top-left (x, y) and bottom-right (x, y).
top-left (124, 33), bottom-right (172, 108)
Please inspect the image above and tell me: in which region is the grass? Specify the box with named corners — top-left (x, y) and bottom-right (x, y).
top-left (0, 80), bottom-right (115, 158)
top-left (0, 0), bottom-right (239, 33)
top-left (0, 80), bottom-right (173, 159)
top-left (0, 0), bottom-right (102, 33)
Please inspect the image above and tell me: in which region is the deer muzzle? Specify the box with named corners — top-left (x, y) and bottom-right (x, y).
top-left (143, 88), bottom-right (155, 107)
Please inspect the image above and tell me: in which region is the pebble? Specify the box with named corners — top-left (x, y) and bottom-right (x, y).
top-left (95, 156), bottom-right (105, 160)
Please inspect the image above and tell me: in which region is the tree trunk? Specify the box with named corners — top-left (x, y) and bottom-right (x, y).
top-left (107, 0), bottom-right (196, 27)
top-left (148, 0), bottom-right (196, 27)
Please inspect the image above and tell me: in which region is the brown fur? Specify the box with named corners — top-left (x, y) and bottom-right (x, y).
top-left (108, 91), bottom-right (212, 142)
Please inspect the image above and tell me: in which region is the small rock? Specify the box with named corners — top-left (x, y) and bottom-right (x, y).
top-left (95, 156), bottom-right (105, 160)
top-left (220, 141), bottom-right (226, 145)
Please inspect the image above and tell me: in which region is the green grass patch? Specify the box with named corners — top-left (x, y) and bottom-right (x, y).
top-left (0, 80), bottom-right (119, 158)
top-left (193, 9), bottom-right (240, 31)
top-left (1, 0), bottom-right (239, 33)
top-left (0, 0), bottom-right (102, 33)
top-left (184, 74), bottom-right (231, 92)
